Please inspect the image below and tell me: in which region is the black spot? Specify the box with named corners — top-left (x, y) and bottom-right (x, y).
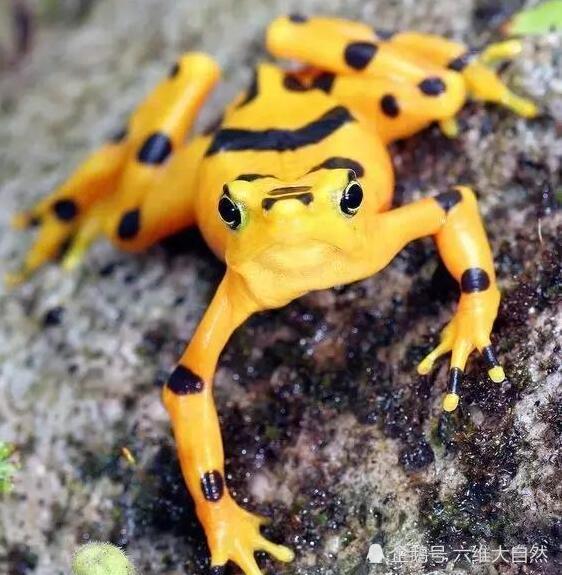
top-left (262, 192), bottom-right (313, 211)
top-left (201, 470), bottom-right (224, 502)
top-left (482, 346), bottom-right (500, 368)
top-left (435, 188), bottom-right (462, 212)
top-left (375, 28), bottom-right (395, 40)
top-left (312, 72), bottom-right (335, 93)
top-left (169, 61), bottom-right (180, 78)
top-left (309, 157), bottom-right (365, 178)
top-left (380, 94), bottom-right (400, 118)
top-left (419, 77), bottom-right (446, 96)
top-left (137, 133), bottom-right (173, 165)
top-left (237, 69), bottom-right (259, 108)
top-left (210, 566), bottom-right (226, 574)
top-left (206, 106), bottom-right (355, 156)
top-left (448, 50), bottom-right (477, 72)
top-left (283, 75), bottom-right (307, 92)
top-left (167, 365), bottom-right (204, 395)
top-left (236, 173), bottom-right (274, 182)
top-left (117, 209), bottom-right (140, 240)
top-left (52, 199), bottom-right (78, 222)
top-left (28, 215), bottom-right (41, 228)
top-left (460, 268), bottom-right (491, 293)
top-left (344, 41), bottom-right (378, 70)
top-left (109, 126), bottom-right (128, 143)
top-left (42, 306), bottom-right (64, 328)
top-left (289, 13), bottom-right (308, 23)
top-left (448, 367), bottom-right (463, 394)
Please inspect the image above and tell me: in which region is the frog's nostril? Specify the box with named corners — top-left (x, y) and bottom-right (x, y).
top-left (262, 192), bottom-right (313, 212)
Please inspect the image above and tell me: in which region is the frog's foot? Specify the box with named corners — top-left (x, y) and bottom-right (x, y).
top-left (202, 497), bottom-right (294, 574)
top-left (417, 292), bottom-right (506, 412)
top-left (463, 40), bottom-right (538, 118)
top-left (7, 192), bottom-right (108, 287)
top-left (438, 39), bottom-right (537, 136)
top-left (6, 137), bottom-right (128, 287)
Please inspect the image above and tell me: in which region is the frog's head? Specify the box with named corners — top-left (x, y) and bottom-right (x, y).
top-left (218, 168), bottom-right (377, 287)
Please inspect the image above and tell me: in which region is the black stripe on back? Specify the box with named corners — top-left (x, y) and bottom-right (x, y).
top-left (205, 106), bottom-right (355, 156)
top-left (308, 156), bottom-right (365, 178)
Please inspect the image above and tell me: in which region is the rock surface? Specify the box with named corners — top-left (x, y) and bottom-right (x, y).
top-left (0, 1), bottom-right (560, 574)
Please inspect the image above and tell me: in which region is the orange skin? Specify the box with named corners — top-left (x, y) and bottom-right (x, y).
top-left (10, 16), bottom-right (536, 575)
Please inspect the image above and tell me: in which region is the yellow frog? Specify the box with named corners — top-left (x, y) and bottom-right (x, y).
top-left (10, 15), bottom-right (536, 575)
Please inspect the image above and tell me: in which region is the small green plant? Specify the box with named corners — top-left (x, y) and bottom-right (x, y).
top-left (504, 1), bottom-right (562, 35)
top-left (72, 543), bottom-right (136, 575)
top-left (0, 442), bottom-right (17, 494)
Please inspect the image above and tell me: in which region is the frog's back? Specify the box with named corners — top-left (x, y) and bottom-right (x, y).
top-left (192, 63), bottom-right (393, 259)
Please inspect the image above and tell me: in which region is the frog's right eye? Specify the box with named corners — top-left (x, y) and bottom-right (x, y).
top-left (218, 190), bottom-right (243, 230)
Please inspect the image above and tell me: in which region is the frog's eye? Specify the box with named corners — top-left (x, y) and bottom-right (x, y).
top-left (340, 180), bottom-right (363, 216)
top-left (218, 192), bottom-right (243, 230)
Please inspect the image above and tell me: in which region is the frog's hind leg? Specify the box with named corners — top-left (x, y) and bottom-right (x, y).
top-left (267, 16), bottom-right (537, 142)
top-left (103, 53), bottom-right (220, 253)
top-left (267, 15), bottom-right (467, 143)
top-left (322, 73), bottom-right (466, 144)
top-left (9, 52), bottom-right (220, 284)
top-left (105, 136), bottom-right (209, 254)
top-left (388, 32), bottom-right (538, 118)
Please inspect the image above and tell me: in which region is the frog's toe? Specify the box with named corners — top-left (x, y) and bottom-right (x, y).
top-left (438, 117), bottom-right (460, 138)
top-left (501, 91), bottom-right (539, 118)
top-left (11, 211), bottom-right (37, 231)
top-left (231, 535), bottom-right (293, 575)
top-left (417, 322), bottom-right (455, 375)
top-left (256, 536), bottom-right (295, 563)
top-left (480, 39), bottom-right (523, 64)
top-left (7, 218), bottom-right (76, 286)
top-left (481, 344), bottom-right (507, 383)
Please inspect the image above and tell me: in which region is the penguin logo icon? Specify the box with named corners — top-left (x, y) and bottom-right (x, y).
top-left (367, 543), bottom-right (385, 564)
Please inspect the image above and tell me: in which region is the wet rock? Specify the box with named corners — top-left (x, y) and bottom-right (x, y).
top-left (0, 1), bottom-right (560, 574)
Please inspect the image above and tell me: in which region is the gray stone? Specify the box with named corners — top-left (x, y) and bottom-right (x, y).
top-left (0, 1), bottom-right (560, 574)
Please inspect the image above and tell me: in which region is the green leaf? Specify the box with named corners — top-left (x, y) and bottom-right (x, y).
top-left (505, 1), bottom-right (562, 36)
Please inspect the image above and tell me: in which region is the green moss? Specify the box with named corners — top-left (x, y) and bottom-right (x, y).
top-left (0, 442), bottom-right (17, 494)
top-left (72, 543), bottom-right (135, 575)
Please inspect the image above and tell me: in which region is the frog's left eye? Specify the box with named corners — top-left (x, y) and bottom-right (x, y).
top-left (340, 181), bottom-right (363, 216)
top-left (218, 193), bottom-right (242, 230)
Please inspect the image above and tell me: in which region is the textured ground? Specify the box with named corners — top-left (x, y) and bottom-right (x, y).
top-left (0, 1), bottom-right (560, 574)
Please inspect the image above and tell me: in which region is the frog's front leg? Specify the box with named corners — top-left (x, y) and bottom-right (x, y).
top-left (374, 186), bottom-right (505, 412)
top-left (162, 272), bottom-right (294, 575)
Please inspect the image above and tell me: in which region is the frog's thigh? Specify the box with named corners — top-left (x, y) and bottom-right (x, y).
top-left (267, 15), bottom-right (459, 86)
top-left (102, 52), bottom-right (220, 252)
top-left (331, 75), bottom-right (465, 143)
top-left (105, 139), bottom-right (208, 252)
